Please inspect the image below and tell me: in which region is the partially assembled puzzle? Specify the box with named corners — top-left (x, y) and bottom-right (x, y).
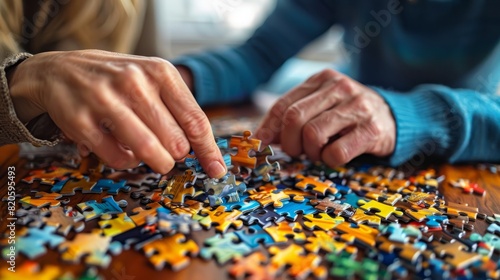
top-left (2, 130), bottom-right (500, 279)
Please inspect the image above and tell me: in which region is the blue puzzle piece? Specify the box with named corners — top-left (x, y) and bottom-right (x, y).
top-left (487, 223), bottom-right (500, 234)
top-left (335, 184), bottom-right (352, 195)
top-left (50, 178), bottom-right (69, 193)
top-left (234, 224), bottom-right (275, 248)
top-left (186, 138), bottom-right (231, 172)
top-left (222, 194), bottom-right (260, 213)
top-left (77, 196), bottom-right (123, 221)
top-left (425, 215), bottom-right (448, 228)
top-left (91, 179), bottom-right (131, 194)
top-left (7, 226), bottom-right (65, 259)
top-left (273, 198), bottom-right (317, 221)
top-left (342, 192), bottom-right (364, 208)
top-left (470, 233), bottom-right (500, 251)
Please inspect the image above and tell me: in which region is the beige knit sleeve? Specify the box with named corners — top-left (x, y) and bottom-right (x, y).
top-left (0, 53), bottom-right (60, 147)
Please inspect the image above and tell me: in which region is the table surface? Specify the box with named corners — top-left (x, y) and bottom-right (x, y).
top-left (1, 106), bottom-right (500, 279)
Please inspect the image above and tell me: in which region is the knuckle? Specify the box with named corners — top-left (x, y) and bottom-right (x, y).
top-left (365, 122), bottom-right (382, 139)
top-left (303, 122), bottom-right (322, 147)
top-left (169, 134), bottom-right (190, 159)
top-left (150, 57), bottom-right (175, 75)
top-left (335, 144), bottom-right (352, 164)
top-left (283, 105), bottom-right (304, 127)
top-left (335, 77), bottom-right (355, 95)
top-left (316, 69), bottom-right (337, 80)
top-left (183, 110), bottom-right (211, 140)
top-left (268, 100), bottom-right (289, 121)
top-left (353, 96), bottom-right (373, 115)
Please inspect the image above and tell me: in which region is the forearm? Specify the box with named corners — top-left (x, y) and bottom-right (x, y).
top-left (376, 84), bottom-right (500, 166)
top-left (0, 53), bottom-right (59, 147)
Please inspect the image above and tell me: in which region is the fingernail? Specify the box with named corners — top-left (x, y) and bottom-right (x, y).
top-left (208, 161), bottom-right (226, 178)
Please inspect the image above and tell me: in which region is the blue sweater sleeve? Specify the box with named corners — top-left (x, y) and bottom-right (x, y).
top-left (173, 0), bottom-right (339, 106)
top-left (376, 85), bottom-right (500, 166)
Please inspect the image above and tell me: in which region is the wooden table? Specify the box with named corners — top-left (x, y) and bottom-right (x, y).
top-left (1, 105), bottom-right (499, 279)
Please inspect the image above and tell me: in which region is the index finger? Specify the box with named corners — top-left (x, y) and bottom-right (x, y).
top-left (148, 59), bottom-right (227, 178)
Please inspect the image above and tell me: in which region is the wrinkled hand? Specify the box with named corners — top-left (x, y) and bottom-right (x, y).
top-left (255, 69), bottom-right (396, 167)
top-left (8, 50), bottom-right (226, 177)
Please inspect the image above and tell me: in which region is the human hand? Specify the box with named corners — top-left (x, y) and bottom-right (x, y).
top-left (8, 50), bottom-right (227, 177)
top-left (255, 69), bottom-right (396, 167)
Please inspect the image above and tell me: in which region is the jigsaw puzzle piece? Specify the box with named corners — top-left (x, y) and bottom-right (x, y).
top-left (240, 206), bottom-right (285, 227)
top-left (203, 174), bottom-right (246, 206)
top-left (143, 233), bottom-right (199, 270)
top-left (90, 179), bottom-right (130, 194)
top-left (303, 213), bottom-right (344, 231)
top-left (305, 230), bottom-right (356, 254)
top-left (112, 225), bottom-right (161, 250)
top-left (4, 226), bottom-right (64, 259)
top-left (273, 198), bottom-right (316, 221)
top-left (376, 236), bottom-right (423, 264)
top-left (253, 145), bottom-right (280, 182)
top-left (234, 224), bottom-right (275, 248)
top-left (268, 244), bottom-right (327, 279)
top-left (98, 213), bottom-right (136, 237)
top-left (295, 174), bottom-right (337, 195)
top-left (52, 177), bottom-right (97, 195)
top-left (0, 261), bottom-right (61, 280)
top-left (349, 208), bottom-right (382, 226)
top-left (41, 206), bottom-right (85, 236)
top-left (327, 251), bottom-right (383, 280)
top-left (432, 241), bottom-right (482, 269)
top-left (229, 252), bottom-right (274, 280)
top-left (220, 194), bottom-right (260, 213)
top-left (131, 186), bottom-right (164, 205)
top-left (309, 197), bottom-right (350, 214)
top-left (22, 166), bottom-right (83, 184)
top-left (129, 202), bottom-right (163, 226)
top-left (335, 222), bottom-right (379, 247)
top-left (357, 199), bottom-right (404, 219)
top-left (161, 170), bottom-right (197, 204)
top-left (198, 205), bottom-right (243, 233)
top-left (264, 221), bottom-right (306, 243)
top-left (247, 188), bottom-right (290, 208)
top-left (59, 231), bottom-right (121, 268)
top-left (157, 208), bottom-right (201, 234)
top-left (230, 130), bottom-right (262, 171)
top-left (20, 191), bottom-right (69, 208)
top-left (166, 199), bottom-right (204, 217)
top-left (77, 196), bottom-right (124, 221)
top-left (200, 233), bottom-right (252, 264)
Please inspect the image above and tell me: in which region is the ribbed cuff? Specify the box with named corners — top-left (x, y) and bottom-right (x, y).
top-left (374, 86), bottom-right (455, 166)
top-left (0, 53), bottom-right (59, 147)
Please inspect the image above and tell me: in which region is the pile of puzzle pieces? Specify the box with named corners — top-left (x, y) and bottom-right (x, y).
top-left (2, 130), bottom-right (500, 280)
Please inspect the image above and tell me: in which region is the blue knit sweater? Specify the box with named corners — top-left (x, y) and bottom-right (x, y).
top-left (174, 0), bottom-right (500, 166)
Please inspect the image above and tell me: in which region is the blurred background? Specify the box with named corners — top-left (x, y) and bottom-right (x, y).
top-left (136, 0), bottom-right (347, 110)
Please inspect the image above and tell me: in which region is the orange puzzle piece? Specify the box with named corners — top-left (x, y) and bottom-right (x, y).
top-left (143, 233), bottom-right (199, 271)
top-left (230, 130), bottom-right (262, 170)
top-left (264, 221), bottom-right (306, 243)
top-left (229, 252), bottom-right (274, 280)
top-left (268, 244), bottom-right (327, 279)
